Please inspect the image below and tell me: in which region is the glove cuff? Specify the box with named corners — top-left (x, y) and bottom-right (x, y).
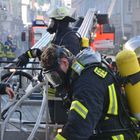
top-left (0, 83), bottom-right (10, 95)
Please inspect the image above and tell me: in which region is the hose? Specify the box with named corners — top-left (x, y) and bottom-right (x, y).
top-left (1, 81), bottom-right (46, 140)
top-left (27, 84), bottom-right (47, 140)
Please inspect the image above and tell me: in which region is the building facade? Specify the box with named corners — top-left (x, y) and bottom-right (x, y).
top-left (0, 0), bottom-right (23, 47)
top-left (110, 0), bottom-right (140, 45)
top-left (132, 0), bottom-right (140, 36)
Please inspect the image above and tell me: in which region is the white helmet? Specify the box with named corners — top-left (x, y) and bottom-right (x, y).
top-left (48, 7), bottom-right (76, 22)
top-left (7, 34), bottom-right (13, 40)
top-left (124, 36), bottom-right (140, 58)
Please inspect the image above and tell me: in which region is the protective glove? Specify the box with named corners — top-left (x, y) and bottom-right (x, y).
top-left (16, 48), bottom-right (42, 67)
top-left (32, 48), bottom-right (42, 60)
top-left (0, 83), bottom-right (15, 99)
top-left (16, 52), bottom-right (29, 67)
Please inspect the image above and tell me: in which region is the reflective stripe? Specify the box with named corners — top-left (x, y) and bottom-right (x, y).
top-left (112, 134), bottom-right (124, 140)
top-left (0, 51), bottom-right (5, 57)
top-left (71, 61), bottom-right (85, 75)
top-left (70, 100), bottom-right (88, 119)
top-left (6, 51), bottom-right (16, 58)
top-left (48, 87), bottom-right (56, 96)
top-left (137, 133), bottom-right (140, 139)
top-left (94, 67), bottom-right (108, 78)
top-left (27, 51), bottom-right (33, 58)
top-left (48, 87), bottom-right (56, 93)
top-left (55, 134), bottom-right (66, 140)
top-left (107, 83), bottom-right (118, 115)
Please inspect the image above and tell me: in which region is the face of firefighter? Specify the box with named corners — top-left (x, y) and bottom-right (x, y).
top-left (47, 19), bottom-right (58, 34)
top-left (44, 57), bottom-right (70, 88)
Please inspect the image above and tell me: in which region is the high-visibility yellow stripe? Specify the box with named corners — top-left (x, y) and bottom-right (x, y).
top-left (94, 67), bottom-right (108, 78)
top-left (70, 100), bottom-right (88, 119)
top-left (27, 51), bottom-right (32, 58)
top-left (48, 87), bottom-right (56, 94)
top-left (107, 83), bottom-right (118, 115)
top-left (137, 133), bottom-right (140, 139)
top-left (71, 61), bottom-right (85, 75)
top-left (55, 134), bottom-right (66, 140)
top-left (112, 134), bottom-right (124, 140)
top-left (48, 87), bottom-right (56, 97)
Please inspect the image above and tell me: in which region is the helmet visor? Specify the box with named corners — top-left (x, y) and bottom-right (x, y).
top-left (48, 19), bottom-right (55, 28)
top-left (44, 70), bottom-right (62, 88)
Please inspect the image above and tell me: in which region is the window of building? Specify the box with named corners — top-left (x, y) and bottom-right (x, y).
top-left (128, 0), bottom-right (132, 13)
top-left (136, 21), bottom-right (140, 35)
top-left (136, 0), bottom-right (140, 8)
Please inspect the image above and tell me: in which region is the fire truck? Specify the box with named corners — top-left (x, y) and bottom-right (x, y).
top-left (29, 16), bottom-right (48, 48)
top-left (90, 14), bottom-right (115, 54)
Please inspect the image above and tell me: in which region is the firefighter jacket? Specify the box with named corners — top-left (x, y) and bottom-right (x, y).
top-left (54, 49), bottom-right (137, 140)
top-left (0, 42), bottom-right (6, 58)
top-left (52, 24), bottom-right (81, 56)
top-left (4, 39), bottom-right (16, 59)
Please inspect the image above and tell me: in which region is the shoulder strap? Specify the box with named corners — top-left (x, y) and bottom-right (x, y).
top-left (59, 31), bottom-right (82, 46)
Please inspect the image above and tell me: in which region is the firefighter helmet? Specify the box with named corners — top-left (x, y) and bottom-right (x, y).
top-left (124, 36), bottom-right (140, 58)
top-left (48, 7), bottom-right (76, 22)
top-left (7, 34), bottom-right (13, 40)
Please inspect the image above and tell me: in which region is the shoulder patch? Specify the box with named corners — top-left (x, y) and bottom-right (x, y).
top-left (94, 67), bottom-right (108, 78)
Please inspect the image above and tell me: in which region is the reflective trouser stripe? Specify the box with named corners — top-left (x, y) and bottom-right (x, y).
top-left (107, 83), bottom-right (118, 115)
top-left (55, 134), bottom-right (66, 140)
top-left (112, 134), bottom-right (124, 140)
top-left (48, 87), bottom-right (56, 96)
top-left (70, 100), bottom-right (88, 119)
top-left (27, 51), bottom-right (32, 58)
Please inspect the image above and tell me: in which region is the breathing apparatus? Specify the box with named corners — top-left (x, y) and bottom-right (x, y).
top-left (118, 36), bottom-right (140, 121)
top-left (44, 45), bottom-right (74, 88)
top-left (47, 7), bottom-right (76, 34)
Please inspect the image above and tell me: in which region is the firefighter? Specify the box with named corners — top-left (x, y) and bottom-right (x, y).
top-left (5, 35), bottom-right (15, 51)
top-left (40, 44), bottom-right (138, 140)
top-left (16, 7), bottom-right (82, 65)
top-left (5, 35), bottom-right (16, 61)
top-left (0, 41), bottom-right (6, 61)
top-left (47, 6), bottom-right (81, 55)
top-left (16, 6), bottom-right (82, 123)
top-left (0, 83), bottom-right (15, 99)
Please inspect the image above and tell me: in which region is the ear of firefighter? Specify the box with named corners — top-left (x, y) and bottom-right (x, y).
top-left (116, 50), bottom-right (140, 120)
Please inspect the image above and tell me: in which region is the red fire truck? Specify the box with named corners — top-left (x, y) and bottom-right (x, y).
top-left (90, 14), bottom-right (115, 54)
top-left (29, 16), bottom-right (48, 48)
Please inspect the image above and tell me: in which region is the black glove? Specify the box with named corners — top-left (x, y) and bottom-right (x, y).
top-left (31, 48), bottom-right (42, 60)
top-left (16, 53), bottom-right (29, 67)
top-left (0, 83), bottom-right (10, 95)
top-left (16, 49), bottom-right (42, 67)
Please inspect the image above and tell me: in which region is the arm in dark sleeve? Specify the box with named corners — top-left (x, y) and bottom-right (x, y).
top-left (55, 69), bottom-right (106, 140)
top-left (26, 48), bottom-right (42, 59)
top-left (17, 48), bottom-right (42, 67)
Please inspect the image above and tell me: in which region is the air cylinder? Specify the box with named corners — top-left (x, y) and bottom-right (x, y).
top-left (116, 50), bottom-right (140, 120)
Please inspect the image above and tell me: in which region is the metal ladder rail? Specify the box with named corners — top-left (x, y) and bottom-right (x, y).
top-left (1, 82), bottom-right (46, 140)
top-left (77, 8), bottom-right (96, 38)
